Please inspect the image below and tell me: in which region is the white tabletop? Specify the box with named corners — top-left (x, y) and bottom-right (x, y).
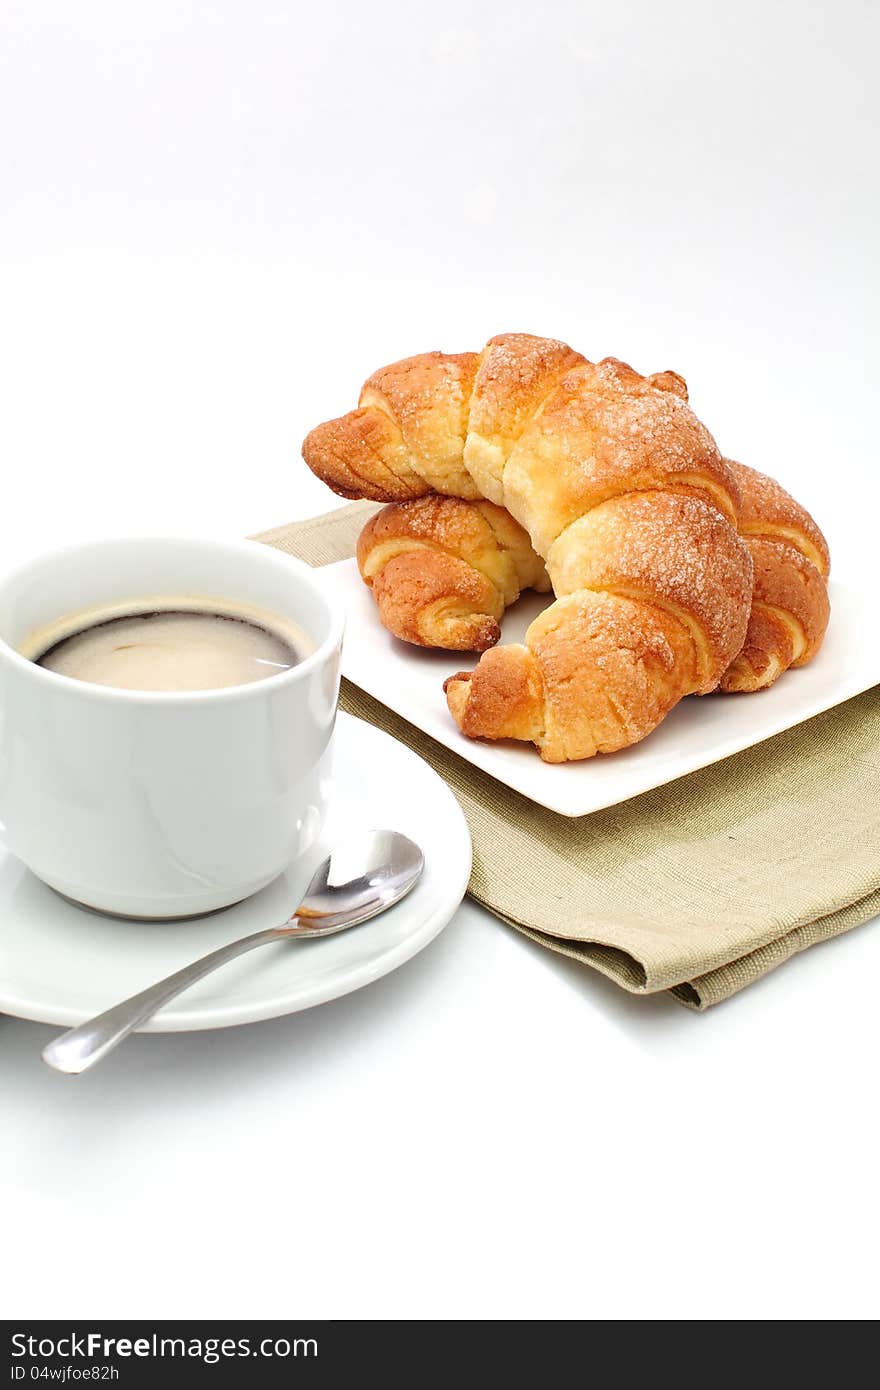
top-left (1, 0), bottom-right (878, 1321)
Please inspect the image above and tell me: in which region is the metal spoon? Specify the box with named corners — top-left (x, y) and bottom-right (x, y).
top-left (42, 829), bottom-right (424, 1075)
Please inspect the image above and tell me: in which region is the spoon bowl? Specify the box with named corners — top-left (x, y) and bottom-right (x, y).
top-left (293, 829), bottom-right (425, 928)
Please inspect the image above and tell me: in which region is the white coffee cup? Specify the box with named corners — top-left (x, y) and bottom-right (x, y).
top-left (0, 537), bottom-right (344, 917)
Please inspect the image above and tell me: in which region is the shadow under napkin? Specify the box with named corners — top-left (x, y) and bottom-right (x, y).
top-left (257, 504), bottom-right (880, 1009)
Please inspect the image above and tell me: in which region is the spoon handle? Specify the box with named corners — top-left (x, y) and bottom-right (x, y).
top-left (42, 921), bottom-right (307, 1075)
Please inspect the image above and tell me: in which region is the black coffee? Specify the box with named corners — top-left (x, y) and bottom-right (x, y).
top-left (36, 608), bottom-right (306, 692)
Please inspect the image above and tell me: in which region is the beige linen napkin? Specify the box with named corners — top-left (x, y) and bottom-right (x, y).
top-left (257, 503), bottom-right (880, 1009)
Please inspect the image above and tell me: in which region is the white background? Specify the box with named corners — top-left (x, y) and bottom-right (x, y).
top-left (1, 0), bottom-right (878, 1320)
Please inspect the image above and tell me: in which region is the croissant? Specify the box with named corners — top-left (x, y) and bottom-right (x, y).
top-left (304, 334), bottom-right (755, 761)
top-left (356, 462), bottom-right (831, 695)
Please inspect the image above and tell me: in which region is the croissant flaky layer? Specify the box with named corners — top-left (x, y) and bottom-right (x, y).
top-left (719, 461), bottom-right (830, 692)
top-left (304, 333), bottom-right (831, 761)
top-left (356, 496), bottom-right (549, 651)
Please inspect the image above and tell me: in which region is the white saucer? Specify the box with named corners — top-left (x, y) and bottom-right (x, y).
top-left (0, 712), bottom-right (471, 1031)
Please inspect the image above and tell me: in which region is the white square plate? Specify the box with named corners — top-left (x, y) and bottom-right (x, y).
top-left (322, 558), bottom-right (878, 817)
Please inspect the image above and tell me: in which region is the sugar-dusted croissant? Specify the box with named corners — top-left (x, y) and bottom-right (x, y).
top-left (356, 495), bottom-right (549, 651)
top-left (355, 460), bottom-right (831, 695)
top-left (719, 461), bottom-right (830, 691)
top-left (304, 334), bottom-right (754, 760)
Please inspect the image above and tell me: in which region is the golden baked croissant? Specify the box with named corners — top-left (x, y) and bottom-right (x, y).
top-left (304, 334), bottom-right (754, 761)
top-left (356, 462), bottom-right (831, 694)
